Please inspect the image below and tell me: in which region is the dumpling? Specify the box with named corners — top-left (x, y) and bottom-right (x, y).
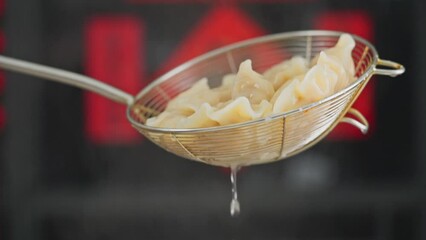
top-left (210, 97), bottom-right (272, 125)
top-left (316, 51), bottom-right (350, 91)
top-left (271, 77), bottom-right (302, 114)
top-left (324, 34), bottom-right (356, 76)
top-left (148, 103), bottom-right (219, 129)
top-left (232, 60), bottom-right (274, 104)
top-left (166, 78), bottom-right (221, 115)
top-left (312, 34), bottom-right (356, 76)
top-left (271, 64), bottom-right (338, 114)
top-left (210, 74), bottom-right (235, 105)
top-left (263, 56), bottom-right (309, 90)
top-left (221, 74), bottom-right (236, 87)
top-left (145, 111), bottom-right (186, 128)
top-left (310, 34), bottom-right (356, 93)
top-left (176, 103), bottom-right (219, 128)
top-left (296, 64), bottom-right (338, 103)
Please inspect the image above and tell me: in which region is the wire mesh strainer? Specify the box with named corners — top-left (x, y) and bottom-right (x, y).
top-left (0, 30), bottom-right (404, 168)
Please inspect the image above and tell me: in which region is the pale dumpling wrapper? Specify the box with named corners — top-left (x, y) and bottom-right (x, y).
top-left (296, 64), bottom-right (338, 102)
top-left (271, 77), bottom-right (302, 114)
top-left (311, 34), bottom-right (356, 77)
top-left (221, 74), bottom-right (236, 87)
top-left (272, 34), bottom-right (356, 113)
top-left (146, 34), bottom-right (356, 129)
top-left (166, 78), bottom-right (221, 115)
top-left (263, 56), bottom-right (309, 90)
top-left (316, 51), bottom-right (350, 91)
top-left (210, 97), bottom-right (272, 125)
top-left (210, 74), bottom-right (235, 105)
top-left (323, 34), bottom-right (356, 76)
top-left (145, 111), bottom-right (186, 128)
top-left (232, 60), bottom-right (274, 104)
top-left (176, 103), bottom-right (219, 129)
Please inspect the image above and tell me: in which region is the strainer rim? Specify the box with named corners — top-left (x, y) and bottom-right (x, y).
top-left (127, 30), bottom-right (378, 133)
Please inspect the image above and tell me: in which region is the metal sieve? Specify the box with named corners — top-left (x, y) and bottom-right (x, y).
top-left (0, 30), bottom-right (404, 168)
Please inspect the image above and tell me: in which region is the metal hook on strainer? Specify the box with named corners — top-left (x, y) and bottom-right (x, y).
top-left (0, 30), bottom-right (404, 168)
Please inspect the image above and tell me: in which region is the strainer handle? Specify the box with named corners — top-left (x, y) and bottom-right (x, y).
top-left (374, 59), bottom-right (405, 77)
top-left (0, 55), bottom-right (134, 105)
top-left (340, 108), bottom-right (369, 134)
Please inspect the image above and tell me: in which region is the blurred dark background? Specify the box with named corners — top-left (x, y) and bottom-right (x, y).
top-left (1, 0), bottom-right (425, 239)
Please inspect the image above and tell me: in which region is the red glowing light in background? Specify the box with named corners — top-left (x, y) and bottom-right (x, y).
top-left (156, 6), bottom-right (266, 76)
top-left (84, 16), bottom-right (145, 144)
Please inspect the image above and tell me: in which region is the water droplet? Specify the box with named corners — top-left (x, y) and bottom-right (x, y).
top-left (230, 166), bottom-right (241, 217)
top-left (230, 198), bottom-right (240, 217)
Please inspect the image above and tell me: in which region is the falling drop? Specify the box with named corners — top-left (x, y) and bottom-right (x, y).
top-left (230, 166), bottom-right (240, 217)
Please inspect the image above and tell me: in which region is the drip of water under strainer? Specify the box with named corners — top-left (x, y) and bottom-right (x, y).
top-left (230, 166), bottom-right (241, 217)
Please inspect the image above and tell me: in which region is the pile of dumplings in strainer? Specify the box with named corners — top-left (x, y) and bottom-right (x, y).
top-left (146, 34), bottom-right (356, 129)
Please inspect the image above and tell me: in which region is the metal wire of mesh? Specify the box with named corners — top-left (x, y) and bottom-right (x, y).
top-left (128, 31), bottom-right (379, 167)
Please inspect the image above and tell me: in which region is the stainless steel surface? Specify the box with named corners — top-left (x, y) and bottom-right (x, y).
top-left (128, 30), bottom-right (404, 167)
top-left (341, 108), bottom-right (369, 134)
top-left (0, 55), bottom-right (134, 105)
top-left (0, 30), bottom-right (405, 168)
top-left (374, 58), bottom-right (405, 77)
